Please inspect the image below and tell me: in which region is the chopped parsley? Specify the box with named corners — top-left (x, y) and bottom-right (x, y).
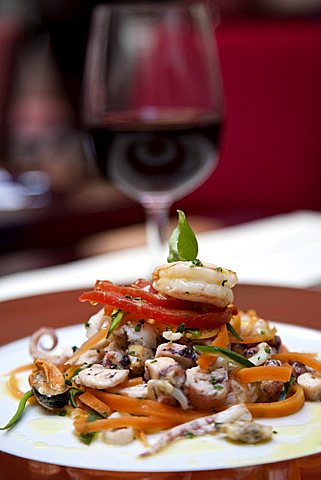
top-left (209, 377), bottom-right (224, 390)
top-left (190, 259), bottom-right (203, 267)
top-left (184, 432), bottom-right (195, 439)
top-left (135, 321), bottom-right (144, 332)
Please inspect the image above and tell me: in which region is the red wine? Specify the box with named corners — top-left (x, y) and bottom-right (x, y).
top-left (85, 111), bottom-right (221, 202)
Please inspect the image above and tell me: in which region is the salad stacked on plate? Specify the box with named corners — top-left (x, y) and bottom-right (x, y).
top-left (2, 211), bottom-right (321, 455)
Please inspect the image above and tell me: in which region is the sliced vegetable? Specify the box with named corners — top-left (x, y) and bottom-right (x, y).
top-left (226, 322), bottom-right (243, 342)
top-left (79, 290), bottom-right (233, 329)
top-left (212, 324), bottom-right (230, 347)
top-left (246, 384), bottom-right (305, 418)
top-left (78, 391), bottom-right (112, 417)
top-left (0, 390), bottom-right (34, 430)
top-left (235, 365), bottom-right (293, 384)
top-left (272, 353), bottom-right (321, 374)
top-left (74, 415), bottom-right (175, 434)
top-left (197, 354), bottom-right (218, 371)
top-left (107, 309), bottom-right (126, 337)
top-left (194, 345), bottom-right (255, 368)
top-left (95, 281), bottom-right (195, 311)
top-left (230, 328), bottom-right (277, 345)
top-left (87, 390), bottom-right (210, 423)
top-left (278, 376), bottom-right (296, 401)
top-left (167, 210), bottom-right (198, 263)
top-left (66, 327), bottom-right (108, 365)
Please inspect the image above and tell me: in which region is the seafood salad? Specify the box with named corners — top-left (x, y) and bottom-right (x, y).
top-left (2, 211), bottom-right (321, 457)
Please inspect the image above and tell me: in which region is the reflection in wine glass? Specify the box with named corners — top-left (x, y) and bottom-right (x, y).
top-left (82, 2), bottom-right (224, 265)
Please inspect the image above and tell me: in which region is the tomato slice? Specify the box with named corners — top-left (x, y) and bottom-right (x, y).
top-left (79, 289), bottom-right (234, 329)
top-left (95, 280), bottom-right (199, 310)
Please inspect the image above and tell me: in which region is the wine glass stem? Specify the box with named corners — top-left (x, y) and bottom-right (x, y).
top-left (144, 202), bottom-right (170, 266)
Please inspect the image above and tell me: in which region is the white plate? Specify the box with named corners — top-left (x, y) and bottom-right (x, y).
top-left (0, 321), bottom-right (321, 472)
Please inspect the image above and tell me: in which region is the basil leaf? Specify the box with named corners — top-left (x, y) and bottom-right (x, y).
top-left (167, 210), bottom-right (198, 262)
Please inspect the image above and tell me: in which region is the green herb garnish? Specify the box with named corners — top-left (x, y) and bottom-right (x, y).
top-left (184, 432), bottom-right (195, 439)
top-left (167, 210), bottom-right (199, 263)
top-left (107, 309), bottom-right (125, 337)
top-left (79, 411), bottom-right (107, 445)
top-left (190, 259), bottom-right (203, 267)
top-left (278, 376), bottom-right (296, 401)
top-left (226, 323), bottom-right (244, 342)
top-left (194, 345), bottom-right (255, 368)
top-left (80, 432), bottom-right (96, 445)
top-left (0, 389), bottom-right (34, 430)
top-left (69, 387), bottom-right (83, 408)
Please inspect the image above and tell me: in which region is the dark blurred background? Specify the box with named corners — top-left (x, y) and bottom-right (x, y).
top-left (1, 0), bottom-right (321, 276)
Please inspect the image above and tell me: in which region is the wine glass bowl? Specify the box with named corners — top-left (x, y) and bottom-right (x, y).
top-left (82, 2), bottom-right (224, 260)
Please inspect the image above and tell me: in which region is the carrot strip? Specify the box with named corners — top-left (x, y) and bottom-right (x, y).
top-left (197, 324), bottom-right (229, 370)
top-left (230, 328), bottom-right (277, 345)
top-left (78, 391), bottom-right (113, 417)
top-left (212, 324), bottom-right (229, 347)
top-left (246, 384), bottom-right (305, 418)
top-left (243, 313), bottom-right (258, 336)
top-left (87, 390), bottom-right (210, 422)
top-left (272, 353), bottom-right (321, 374)
top-left (74, 415), bottom-right (176, 434)
top-left (7, 374), bottom-right (37, 404)
top-left (2, 363), bottom-right (34, 376)
top-left (66, 327), bottom-right (108, 365)
top-left (235, 365), bottom-right (293, 384)
top-left (197, 354), bottom-right (217, 371)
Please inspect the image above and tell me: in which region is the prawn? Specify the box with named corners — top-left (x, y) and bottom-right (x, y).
top-left (152, 261), bottom-right (238, 309)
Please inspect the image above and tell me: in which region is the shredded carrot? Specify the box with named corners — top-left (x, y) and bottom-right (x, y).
top-left (134, 429), bottom-right (149, 448)
top-left (243, 313), bottom-right (259, 336)
top-left (66, 327), bottom-right (108, 365)
top-left (3, 363), bottom-right (34, 377)
top-left (246, 383), bottom-right (305, 418)
top-left (197, 324), bottom-right (229, 370)
top-left (64, 365), bottom-right (81, 381)
top-left (7, 374), bottom-right (37, 404)
top-left (272, 352), bottom-right (321, 374)
top-left (87, 389), bottom-right (210, 423)
top-left (78, 391), bottom-right (113, 417)
top-left (197, 354), bottom-right (217, 371)
top-left (235, 364), bottom-right (293, 384)
top-left (74, 415), bottom-right (176, 434)
top-left (193, 327), bottom-right (219, 340)
top-left (231, 328), bottom-right (277, 345)
top-left (212, 324), bottom-right (229, 347)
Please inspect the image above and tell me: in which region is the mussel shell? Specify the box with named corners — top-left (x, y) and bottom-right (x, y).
top-left (32, 386), bottom-right (70, 410)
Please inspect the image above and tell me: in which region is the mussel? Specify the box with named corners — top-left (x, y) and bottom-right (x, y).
top-left (29, 359), bottom-right (69, 410)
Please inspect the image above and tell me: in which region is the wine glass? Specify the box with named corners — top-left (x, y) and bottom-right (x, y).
top-left (82, 1), bottom-right (224, 265)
